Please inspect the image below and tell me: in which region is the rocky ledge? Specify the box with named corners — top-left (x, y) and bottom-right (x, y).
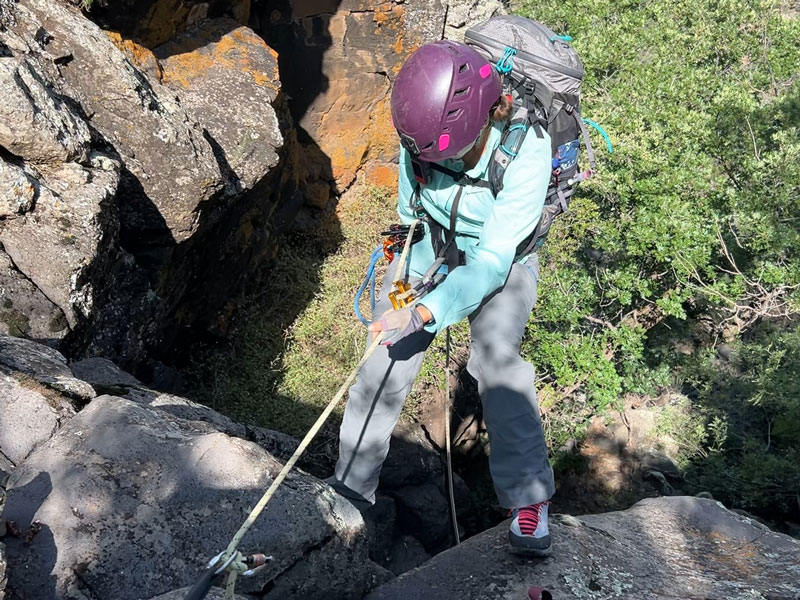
top-left (368, 495), bottom-right (800, 600)
top-left (0, 334), bottom-right (390, 599)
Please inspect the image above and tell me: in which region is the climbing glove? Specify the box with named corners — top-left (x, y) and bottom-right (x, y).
top-left (370, 306), bottom-right (425, 346)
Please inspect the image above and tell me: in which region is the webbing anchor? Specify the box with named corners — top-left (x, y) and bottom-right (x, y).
top-left (183, 551), bottom-right (272, 600)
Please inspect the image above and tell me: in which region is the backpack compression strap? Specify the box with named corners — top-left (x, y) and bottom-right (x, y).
top-left (427, 162), bottom-right (493, 189)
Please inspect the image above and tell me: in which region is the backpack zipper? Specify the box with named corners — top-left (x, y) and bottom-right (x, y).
top-left (466, 30), bottom-right (584, 81)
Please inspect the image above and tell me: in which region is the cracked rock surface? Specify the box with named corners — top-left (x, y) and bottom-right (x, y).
top-left (367, 496), bottom-right (800, 600)
top-left (0, 334), bottom-right (94, 400)
top-left (3, 394), bottom-right (390, 600)
top-left (0, 372), bottom-right (74, 468)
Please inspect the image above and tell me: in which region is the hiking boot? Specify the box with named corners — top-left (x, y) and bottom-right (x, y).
top-left (508, 501), bottom-right (551, 556)
top-left (323, 476), bottom-right (373, 513)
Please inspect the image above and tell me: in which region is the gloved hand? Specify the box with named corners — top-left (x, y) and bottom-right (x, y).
top-left (369, 306), bottom-right (425, 346)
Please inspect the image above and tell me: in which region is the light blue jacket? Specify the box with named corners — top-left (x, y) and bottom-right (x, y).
top-left (397, 121), bottom-right (551, 334)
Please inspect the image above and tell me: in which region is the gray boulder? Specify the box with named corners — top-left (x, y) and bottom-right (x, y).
top-left (3, 395), bottom-right (390, 600)
top-left (155, 18), bottom-right (283, 191)
top-left (0, 373), bottom-right (74, 467)
top-left (0, 334), bottom-right (94, 400)
top-left (4, 0), bottom-right (226, 242)
top-left (0, 55), bottom-right (91, 164)
top-left (125, 388), bottom-right (247, 438)
top-left (0, 250), bottom-right (69, 343)
top-left (69, 357), bottom-right (142, 390)
top-left (367, 496), bottom-right (800, 600)
top-left (0, 0), bottom-right (304, 370)
top-left (0, 159), bottom-right (120, 329)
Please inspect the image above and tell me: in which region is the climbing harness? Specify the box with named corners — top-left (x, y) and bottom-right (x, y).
top-left (354, 222), bottom-right (425, 325)
top-left (186, 222), bottom-right (422, 600)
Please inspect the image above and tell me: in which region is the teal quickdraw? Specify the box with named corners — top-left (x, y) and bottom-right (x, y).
top-left (582, 118), bottom-right (614, 154)
top-left (549, 34), bottom-right (573, 43)
top-left (496, 47), bottom-right (517, 75)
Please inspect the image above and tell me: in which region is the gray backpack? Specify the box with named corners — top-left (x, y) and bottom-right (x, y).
top-left (465, 15), bottom-right (603, 254)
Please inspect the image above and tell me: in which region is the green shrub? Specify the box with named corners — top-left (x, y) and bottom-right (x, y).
top-left (510, 0), bottom-right (799, 519)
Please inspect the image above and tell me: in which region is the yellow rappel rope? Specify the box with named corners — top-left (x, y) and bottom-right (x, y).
top-left (197, 220), bottom-right (421, 600)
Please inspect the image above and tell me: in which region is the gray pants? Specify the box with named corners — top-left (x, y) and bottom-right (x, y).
top-left (333, 256), bottom-right (555, 508)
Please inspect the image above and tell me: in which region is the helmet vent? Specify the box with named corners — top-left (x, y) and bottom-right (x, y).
top-left (446, 108), bottom-right (462, 120)
top-left (453, 87), bottom-right (469, 97)
top-left (458, 63), bottom-right (470, 73)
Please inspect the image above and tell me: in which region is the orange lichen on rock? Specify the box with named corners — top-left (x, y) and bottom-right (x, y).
top-left (105, 31), bottom-right (164, 81)
top-left (158, 21), bottom-right (280, 93)
top-left (364, 163), bottom-right (397, 188)
top-left (367, 96), bottom-right (399, 162)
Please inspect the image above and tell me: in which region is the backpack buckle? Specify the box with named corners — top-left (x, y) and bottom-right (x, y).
top-left (524, 81), bottom-right (536, 97)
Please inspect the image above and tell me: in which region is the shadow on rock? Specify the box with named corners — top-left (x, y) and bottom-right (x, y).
top-left (3, 395), bottom-right (389, 600)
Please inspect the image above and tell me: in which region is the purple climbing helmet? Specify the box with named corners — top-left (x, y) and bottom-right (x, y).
top-left (391, 40), bottom-right (502, 162)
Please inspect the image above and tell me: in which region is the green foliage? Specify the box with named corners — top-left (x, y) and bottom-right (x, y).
top-left (675, 322), bottom-right (800, 516)
top-left (510, 0), bottom-right (800, 518)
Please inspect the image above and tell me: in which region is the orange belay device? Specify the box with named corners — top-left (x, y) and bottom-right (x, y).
top-left (379, 223), bottom-right (426, 310)
top-left (389, 279), bottom-right (415, 310)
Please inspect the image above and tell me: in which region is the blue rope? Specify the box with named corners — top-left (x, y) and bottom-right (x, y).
top-left (582, 118), bottom-right (614, 153)
top-left (354, 246), bottom-right (384, 326)
top-left (496, 47), bottom-right (517, 75)
top-left (550, 34), bottom-right (573, 42)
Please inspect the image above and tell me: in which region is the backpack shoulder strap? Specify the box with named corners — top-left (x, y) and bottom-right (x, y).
top-left (489, 102), bottom-right (542, 196)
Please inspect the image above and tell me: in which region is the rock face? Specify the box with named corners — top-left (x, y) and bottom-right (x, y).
top-left (0, 56), bottom-right (91, 164)
top-left (8, 0), bottom-right (226, 242)
top-left (0, 251), bottom-right (68, 343)
top-left (367, 496), bottom-right (800, 600)
top-left (0, 0), bottom-right (302, 370)
top-left (3, 395), bottom-right (390, 599)
top-left (156, 18), bottom-right (283, 191)
top-left (0, 373), bottom-right (74, 468)
top-left (0, 160), bottom-right (120, 330)
top-left (78, 0), bottom-right (505, 193)
top-left (254, 0), bottom-right (448, 191)
top-left (0, 336), bottom-right (391, 598)
top-left (0, 0), bottom-right (511, 371)
top-left (0, 335), bottom-right (94, 400)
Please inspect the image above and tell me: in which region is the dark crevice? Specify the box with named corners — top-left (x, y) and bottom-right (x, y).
top-left (0, 448), bottom-right (16, 469)
top-left (259, 532), bottom-right (336, 596)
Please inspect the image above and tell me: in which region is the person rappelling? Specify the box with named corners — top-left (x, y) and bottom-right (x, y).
top-left (327, 38), bottom-right (558, 557)
top-left (186, 18), bottom-right (607, 597)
